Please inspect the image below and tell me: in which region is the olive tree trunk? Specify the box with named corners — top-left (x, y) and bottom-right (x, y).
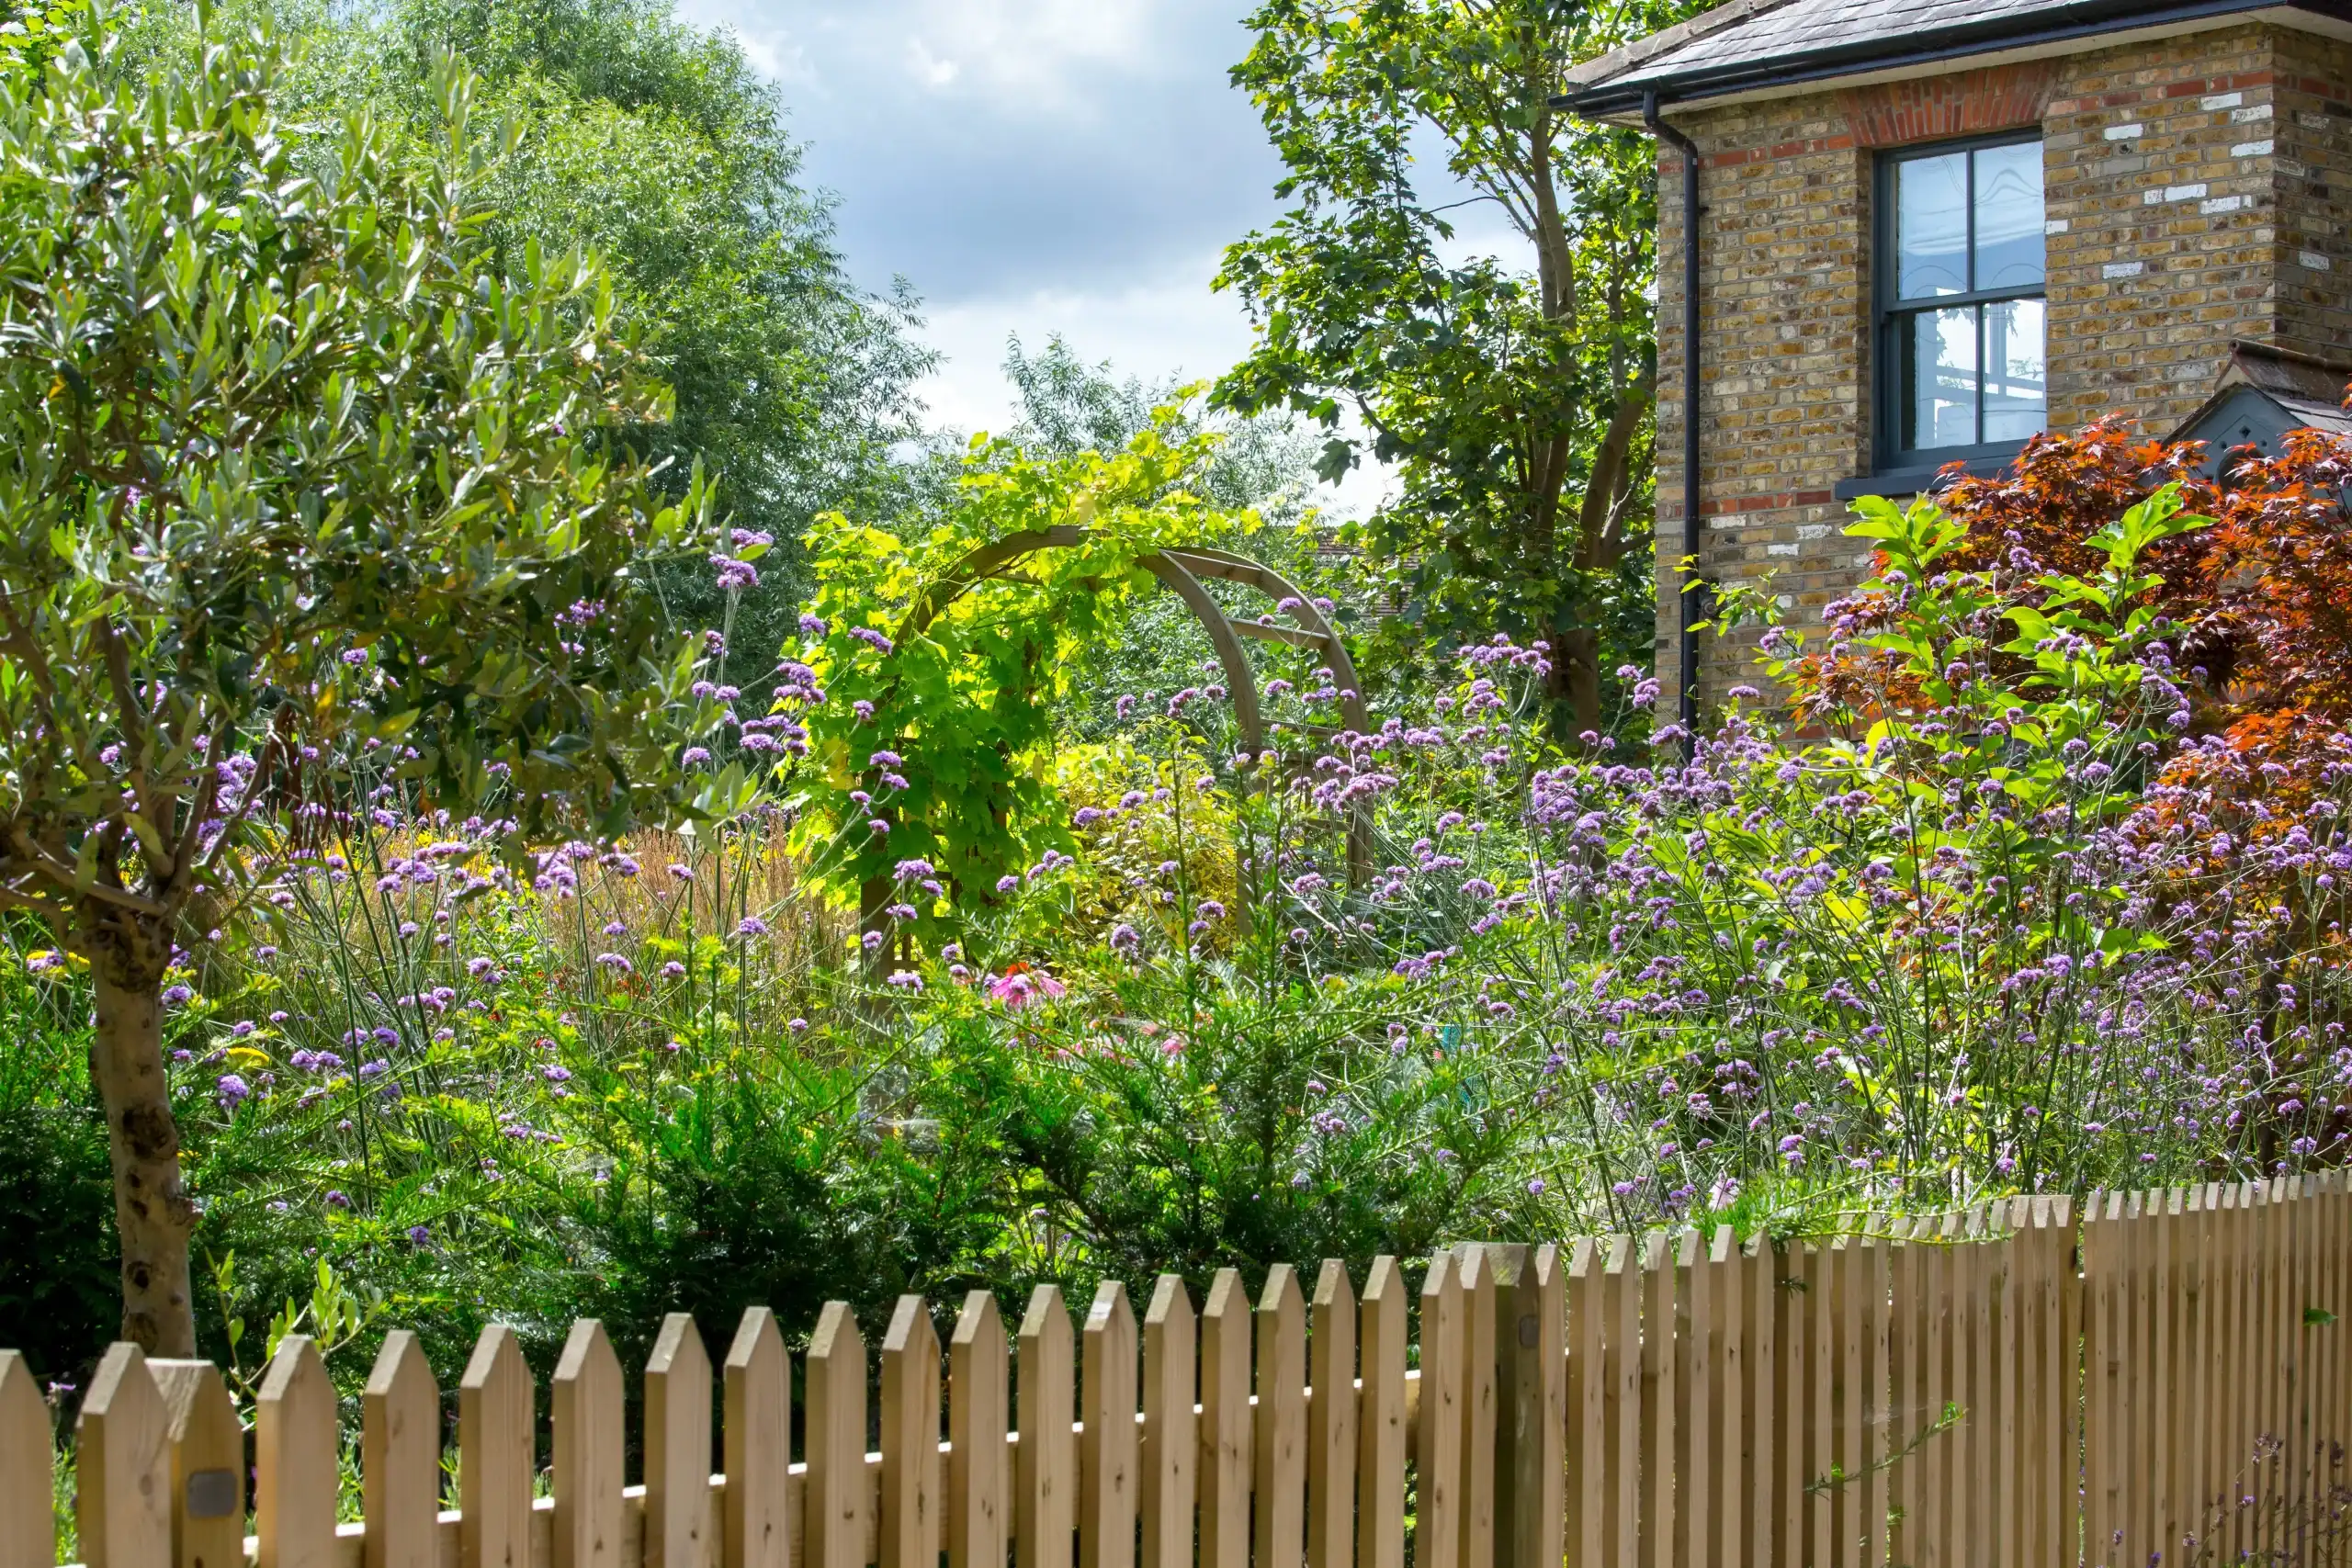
top-left (91, 969), bottom-right (198, 1355)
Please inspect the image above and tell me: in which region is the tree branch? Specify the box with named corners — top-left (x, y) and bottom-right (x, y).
top-left (2, 829), bottom-right (171, 918)
top-left (1576, 369), bottom-right (1657, 570)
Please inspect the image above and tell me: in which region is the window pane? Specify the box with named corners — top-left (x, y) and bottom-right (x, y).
top-left (1896, 151), bottom-right (1969, 299)
top-left (1904, 307), bottom-right (1979, 450)
top-left (1981, 297), bottom-right (2047, 443)
top-left (1973, 141), bottom-right (2045, 290)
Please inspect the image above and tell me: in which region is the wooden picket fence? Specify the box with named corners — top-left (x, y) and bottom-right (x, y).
top-left (6, 1176), bottom-right (2352, 1568)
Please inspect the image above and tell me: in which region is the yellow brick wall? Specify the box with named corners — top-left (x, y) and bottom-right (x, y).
top-left (1650, 21), bottom-right (2352, 716)
top-left (1653, 93), bottom-right (1872, 713)
top-left (2042, 26), bottom-right (2281, 432)
top-left (2276, 30), bottom-right (2352, 353)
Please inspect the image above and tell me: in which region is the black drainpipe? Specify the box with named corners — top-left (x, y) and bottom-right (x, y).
top-left (1643, 90), bottom-right (1702, 751)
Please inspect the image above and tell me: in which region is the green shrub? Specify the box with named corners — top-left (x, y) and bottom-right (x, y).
top-left (0, 1104), bottom-right (118, 1388)
top-left (0, 947), bottom-right (116, 1389)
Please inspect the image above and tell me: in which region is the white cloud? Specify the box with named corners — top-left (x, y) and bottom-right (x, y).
top-left (899, 0), bottom-right (1159, 112)
top-left (653, 0), bottom-right (1404, 509)
top-left (913, 258), bottom-right (1393, 518)
top-left (913, 256), bottom-right (1246, 436)
top-left (670, 1), bottom-right (814, 88)
top-left (905, 37), bottom-right (960, 89)
top-left (664, 0), bottom-right (1281, 302)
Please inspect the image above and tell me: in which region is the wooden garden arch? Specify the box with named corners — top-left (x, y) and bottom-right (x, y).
top-left (862, 527), bottom-right (1373, 942)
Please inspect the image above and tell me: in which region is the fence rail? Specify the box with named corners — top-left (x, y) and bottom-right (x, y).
top-left (7, 1175), bottom-right (2351, 1568)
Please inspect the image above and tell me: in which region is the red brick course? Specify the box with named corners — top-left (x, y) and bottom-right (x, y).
top-left (1840, 62), bottom-right (2063, 145)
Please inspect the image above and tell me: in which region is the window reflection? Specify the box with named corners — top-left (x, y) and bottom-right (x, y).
top-left (1973, 141), bottom-right (2045, 290)
top-left (1907, 308), bottom-right (1980, 450)
top-left (1982, 299), bottom-right (2046, 442)
top-left (1896, 151), bottom-right (1969, 299)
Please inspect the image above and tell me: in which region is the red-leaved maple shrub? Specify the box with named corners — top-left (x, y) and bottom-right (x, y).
top-left (1938, 412), bottom-right (2352, 942)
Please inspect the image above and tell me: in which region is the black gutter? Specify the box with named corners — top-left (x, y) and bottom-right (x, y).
top-left (1643, 90), bottom-right (1704, 750)
top-left (1561, 0), bottom-right (2321, 116)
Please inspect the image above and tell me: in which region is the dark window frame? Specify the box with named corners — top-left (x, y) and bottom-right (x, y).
top-left (1872, 130), bottom-right (2048, 472)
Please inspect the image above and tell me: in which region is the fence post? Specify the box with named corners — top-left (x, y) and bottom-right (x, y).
top-left (2325, 1176), bottom-right (2349, 1532)
top-left (947, 1293), bottom-right (1007, 1568)
top-left (1140, 1277), bottom-right (1195, 1568)
top-left (723, 1307), bottom-right (792, 1568)
top-left (2154, 1191), bottom-right (2181, 1567)
top-left (1418, 1250), bottom-right (1463, 1568)
top-left (1707, 1228), bottom-right (1742, 1568)
top-left (1080, 1282), bottom-right (1136, 1568)
top-left (1255, 1265), bottom-right (1307, 1568)
top-left (1674, 1233), bottom-right (1703, 1568)
top-left (1644, 1233), bottom-right (1678, 1568)
top-left (460, 1324), bottom-right (535, 1568)
top-left (1479, 1246), bottom-right (1523, 1568)
top-left (359, 1332), bottom-right (439, 1568)
top-left (0, 1351), bottom-right (51, 1568)
top-left (808, 1303), bottom-right (870, 1568)
top-left (151, 1358), bottom-right (243, 1568)
top-left (1741, 1232), bottom-right (1776, 1568)
top-left (2259, 1180), bottom-right (2287, 1561)
top-left (2130, 1190), bottom-right (2161, 1568)
top-left (2083, 1193), bottom-right (2119, 1568)
top-left (648, 1314), bottom-right (715, 1568)
top-left (257, 1336), bottom-right (338, 1568)
top-left (552, 1320), bottom-right (624, 1568)
top-left (1567, 1240), bottom-right (1603, 1568)
top-left (1306, 1261), bottom-right (1356, 1568)
top-left (883, 1298), bottom-right (943, 1568)
top-left (1861, 1222), bottom-right (1892, 1568)
top-left (1015, 1288), bottom-right (1074, 1568)
top-left (2165, 1189), bottom-right (2196, 1568)
top-left (1802, 1235), bottom-right (1827, 1568)
top-left (1199, 1269), bottom-right (1253, 1568)
top-left (1356, 1258), bottom-right (1407, 1568)
top-left (1485, 1243), bottom-right (1560, 1568)
top-left (1532, 1247), bottom-right (1565, 1568)
top-left (1604, 1235), bottom-right (1638, 1568)
top-left (1454, 1247), bottom-right (1496, 1568)
top-left (2049, 1196), bottom-right (2077, 1568)
top-left (79, 1343), bottom-right (170, 1568)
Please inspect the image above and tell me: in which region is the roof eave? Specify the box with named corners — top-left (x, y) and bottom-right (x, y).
top-left (1555, 0), bottom-right (2317, 116)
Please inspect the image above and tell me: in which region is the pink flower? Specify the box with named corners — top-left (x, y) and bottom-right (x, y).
top-left (987, 967), bottom-right (1067, 1011)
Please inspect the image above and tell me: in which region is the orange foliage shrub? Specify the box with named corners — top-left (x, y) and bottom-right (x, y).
top-left (1939, 416), bottom-right (2222, 593)
top-left (1926, 408), bottom-right (2352, 931)
top-left (2201, 427), bottom-right (2352, 711)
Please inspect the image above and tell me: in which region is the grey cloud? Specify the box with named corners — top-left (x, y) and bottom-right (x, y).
top-left (683, 1), bottom-right (1289, 305)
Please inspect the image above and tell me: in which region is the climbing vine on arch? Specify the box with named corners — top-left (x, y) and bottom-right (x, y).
top-left (770, 409), bottom-right (1267, 947)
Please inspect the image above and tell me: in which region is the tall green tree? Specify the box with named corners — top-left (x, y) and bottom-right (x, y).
top-left (119, 0), bottom-right (936, 683)
top-left (0, 10), bottom-right (717, 1352)
top-left (1216, 0), bottom-right (1688, 732)
top-left (999, 333), bottom-right (1333, 525)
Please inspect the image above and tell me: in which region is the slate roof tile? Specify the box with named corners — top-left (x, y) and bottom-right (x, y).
top-left (1559, 0), bottom-right (2343, 109)
top-left (1604, 0), bottom-right (2075, 85)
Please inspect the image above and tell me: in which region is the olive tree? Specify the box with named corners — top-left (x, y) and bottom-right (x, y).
top-left (0, 10), bottom-right (720, 1352)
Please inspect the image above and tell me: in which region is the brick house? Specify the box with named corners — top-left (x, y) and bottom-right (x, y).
top-left (1559, 0), bottom-right (2352, 722)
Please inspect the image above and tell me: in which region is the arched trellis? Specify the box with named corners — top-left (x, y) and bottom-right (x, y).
top-left (861, 527), bottom-right (1374, 944)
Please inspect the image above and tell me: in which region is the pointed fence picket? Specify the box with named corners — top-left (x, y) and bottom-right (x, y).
top-left (154, 1356), bottom-right (243, 1568)
top-left (360, 1333), bottom-right (435, 1568)
top-left (18, 1177), bottom-right (2352, 1568)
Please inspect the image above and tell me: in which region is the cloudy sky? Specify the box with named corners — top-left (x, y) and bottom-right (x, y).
top-left (669, 0), bottom-right (1296, 442)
